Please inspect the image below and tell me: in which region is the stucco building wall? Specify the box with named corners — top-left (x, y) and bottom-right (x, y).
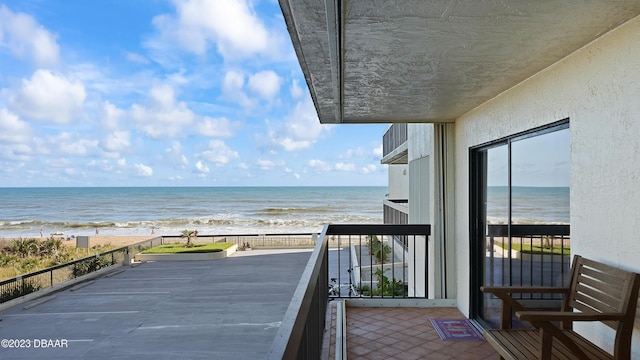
top-left (453, 15), bottom-right (640, 355)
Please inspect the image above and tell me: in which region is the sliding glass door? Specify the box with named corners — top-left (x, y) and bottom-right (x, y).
top-left (470, 121), bottom-right (570, 328)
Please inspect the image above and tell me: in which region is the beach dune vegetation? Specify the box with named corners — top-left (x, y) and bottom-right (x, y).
top-left (0, 238), bottom-right (115, 280)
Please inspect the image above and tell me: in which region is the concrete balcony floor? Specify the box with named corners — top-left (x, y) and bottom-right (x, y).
top-left (324, 305), bottom-right (498, 360)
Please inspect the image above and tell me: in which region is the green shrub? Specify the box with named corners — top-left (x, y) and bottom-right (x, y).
top-left (0, 280), bottom-right (41, 303)
top-left (8, 238), bottom-right (39, 258)
top-left (18, 258), bottom-right (41, 273)
top-left (374, 244), bottom-right (391, 263)
top-left (361, 269), bottom-right (405, 297)
top-left (39, 238), bottom-right (64, 257)
top-left (367, 235), bottom-right (390, 263)
top-left (72, 256), bottom-right (112, 277)
top-left (0, 253), bottom-right (17, 267)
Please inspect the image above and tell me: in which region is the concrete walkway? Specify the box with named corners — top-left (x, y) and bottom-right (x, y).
top-left (0, 249), bottom-right (312, 359)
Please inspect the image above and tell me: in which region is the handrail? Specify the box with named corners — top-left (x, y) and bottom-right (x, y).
top-left (268, 225), bottom-right (329, 359)
top-left (0, 247), bottom-right (126, 287)
top-left (162, 232), bottom-right (319, 238)
top-left (0, 237), bottom-right (163, 303)
top-left (268, 223), bottom-right (432, 359)
top-left (0, 232), bottom-right (318, 300)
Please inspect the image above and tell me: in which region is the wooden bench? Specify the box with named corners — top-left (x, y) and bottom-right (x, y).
top-left (481, 255), bottom-right (640, 359)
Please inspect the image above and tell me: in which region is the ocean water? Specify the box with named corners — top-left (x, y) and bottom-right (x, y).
top-left (0, 187), bottom-right (387, 238)
top-left (0, 186), bottom-right (569, 238)
top-left (486, 186), bottom-right (569, 224)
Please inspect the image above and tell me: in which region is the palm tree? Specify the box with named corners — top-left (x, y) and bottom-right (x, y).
top-left (181, 229), bottom-right (198, 248)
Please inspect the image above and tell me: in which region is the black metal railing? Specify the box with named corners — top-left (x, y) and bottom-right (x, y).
top-left (268, 225), bottom-right (329, 360)
top-left (486, 224), bottom-right (570, 299)
top-left (269, 224), bottom-right (431, 359)
top-left (162, 233), bottom-right (319, 248)
top-left (382, 123), bottom-right (407, 157)
top-left (0, 248), bottom-right (125, 304)
top-left (0, 237), bottom-right (164, 304)
top-left (0, 233), bottom-right (323, 305)
top-left (326, 224), bottom-right (430, 299)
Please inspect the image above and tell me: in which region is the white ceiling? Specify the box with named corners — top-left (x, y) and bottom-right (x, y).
top-left (280, 0), bottom-right (640, 123)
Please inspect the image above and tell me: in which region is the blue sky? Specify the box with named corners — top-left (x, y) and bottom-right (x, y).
top-left (0, 0), bottom-right (388, 187)
top-left (487, 128), bottom-right (570, 187)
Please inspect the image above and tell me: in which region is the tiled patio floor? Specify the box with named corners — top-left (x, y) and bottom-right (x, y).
top-left (325, 304), bottom-right (499, 360)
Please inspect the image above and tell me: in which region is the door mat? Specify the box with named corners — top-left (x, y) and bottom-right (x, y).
top-left (430, 319), bottom-right (484, 341)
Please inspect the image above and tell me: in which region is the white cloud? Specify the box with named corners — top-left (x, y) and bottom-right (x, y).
top-left (46, 132), bottom-right (98, 157)
top-left (130, 84), bottom-right (194, 139)
top-left (87, 159), bottom-right (114, 172)
top-left (0, 5), bottom-right (60, 66)
top-left (373, 144), bottom-right (383, 158)
top-left (101, 130), bottom-right (131, 155)
top-left (199, 139), bottom-right (239, 166)
top-left (44, 157), bottom-right (71, 168)
top-left (164, 141), bottom-right (189, 168)
top-left (195, 160), bottom-right (209, 175)
top-left (335, 162), bottom-right (356, 172)
top-left (134, 163), bottom-right (153, 177)
top-left (341, 147), bottom-right (366, 159)
top-left (269, 97), bottom-right (333, 151)
top-left (248, 70), bottom-right (281, 99)
top-left (147, 0), bottom-right (273, 60)
top-left (222, 70), bottom-right (251, 107)
top-left (290, 79), bottom-right (304, 99)
top-left (285, 98), bottom-right (327, 139)
top-left (256, 158), bottom-right (282, 171)
top-left (10, 70), bottom-right (86, 124)
top-left (308, 159), bottom-right (330, 173)
top-left (0, 143), bottom-right (31, 161)
top-left (98, 102), bottom-right (130, 156)
top-left (196, 116), bottom-right (235, 137)
top-left (100, 101), bottom-right (125, 130)
top-left (275, 136), bottom-right (312, 151)
top-left (360, 164), bottom-right (377, 174)
top-left (126, 51), bottom-right (150, 64)
top-left (0, 108), bottom-right (32, 143)
top-left (64, 167), bottom-right (78, 176)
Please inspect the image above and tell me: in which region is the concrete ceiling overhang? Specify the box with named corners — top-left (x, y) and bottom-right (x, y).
top-left (279, 0), bottom-right (640, 124)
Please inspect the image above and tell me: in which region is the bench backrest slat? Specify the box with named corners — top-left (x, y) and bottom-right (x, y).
top-left (564, 255), bottom-right (640, 359)
top-left (577, 275), bottom-right (624, 300)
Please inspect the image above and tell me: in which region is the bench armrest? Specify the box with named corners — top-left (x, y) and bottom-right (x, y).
top-left (480, 286), bottom-right (569, 329)
top-left (516, 311), bottom-right (625, 323)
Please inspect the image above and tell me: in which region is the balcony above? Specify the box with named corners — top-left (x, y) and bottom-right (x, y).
top-left (279, 0), bottom-right (640, 124)
top-left (382, 123), bottom-right (408, 164)
top-left (382, 142), bottom-right (408, 165)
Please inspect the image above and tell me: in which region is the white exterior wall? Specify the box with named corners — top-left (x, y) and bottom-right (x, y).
top-left (453, 15), bottom-right (640, 355)
top-left (407, 123), bottom-right (435, 296)
top-left (387, 165), bottom-right (408, 200)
